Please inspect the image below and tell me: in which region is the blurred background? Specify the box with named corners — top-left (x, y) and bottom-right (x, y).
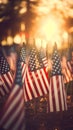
top-left (0, 1), bottom-right (73, 130)
top-left (0, 0), bottom-right (73, 50)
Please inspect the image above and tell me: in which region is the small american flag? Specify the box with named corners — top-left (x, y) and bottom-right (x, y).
top-left (61, 56), bottom-right (73, 83)
top-left (48, 44), bottom-right (67, 112)
top-left (20, 44), bottom-right (27, 83)
top-left (61, 46), bottom-right (73, 83)
top-left (0, 58), bottom-right (25, 130)
top-left (38, 46), bottom-right (48, 68)
top-left (24, 45), bottom-right (50, 102)
top-left (70, 57), bottom-right (73, 78)
top-left (67, 47), bottom-right (73, 80)
top-left (0, 51), bottom-right (13, 98)
top-left (66, 46), bottom-right (73, 81)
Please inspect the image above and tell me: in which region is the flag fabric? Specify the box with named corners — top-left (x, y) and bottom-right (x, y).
top-left (20, 44), bottom-right (27, 83)
top-left (61, 45), bottom-right (73, 83)
top-left (24, 45), bottom-right (50, 102)
top-left (70, 57), bottom-right (73, 78)
top-left (0, 78), bottom-right (7, 98)
top-left (66, 46), bottom-right (73, 80)
top-left (38, 46), bottom-right (48, 68)
top-left (48, 44), bottom-right (67, 112)
top-left (61, 56), bottom-right (73, 84)
top-left (0, 51), bottom-right (13, 98)
top-left (67, 49), bottom-right (73, 78)
top-left (0, 58), bottom-right (25, 130)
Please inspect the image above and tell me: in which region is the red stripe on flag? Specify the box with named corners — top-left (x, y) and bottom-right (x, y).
top-left (24, 66), bottom-right (50, 102)
top-left (0, 85), bottom-right (25, 130)
top-left (48, 75), bottom-right (67, 112)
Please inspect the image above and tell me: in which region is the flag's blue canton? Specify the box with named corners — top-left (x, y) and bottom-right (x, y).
top-left (15, 59), bottom-right (22, 86)
top-left (51, 50), bottom-right (62, 76)
top-left (0, 51), bottom-right (10, 75)
top-left (37, 51), bottom-right (44, 67)
top-left (20, 45), bottom-right (26, 63)
top-left (29, 47), bottom-right (44, 71)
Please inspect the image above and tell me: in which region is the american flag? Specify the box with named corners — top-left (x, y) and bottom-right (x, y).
top-left (61, 56), bottom-right (73, 84)
top-left (66, 46), bottom-right (73, 80)
top-left (48, 44), bottom-right (67, 112)
top-left (0, 51), bottom-right (13, 98)
top-left (61, 46), bottom-right (73, 83)
top-left (67, 48), bottom-right (73, 80)
top-left (0, 58), bottom-right (25, 130)
top-left (38, 46), bottom-right (48, 68)
top-left (24, 45), bottom-right (50, 102)
top-left (70, 57), bottom-right (73, 78)
top-left (20, 44), bottom-right (27, 84)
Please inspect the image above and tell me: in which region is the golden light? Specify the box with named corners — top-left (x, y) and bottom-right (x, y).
top-left (42, 39), bottom-right (47, 49)
top-left (14, 34), bottom-right (21, 44)
top-left (34, 17), bottom-right (57, 40)
top-left (35, 38), bottom-right (42, 49)
top-left (28, 37), bottom-right (34, 45)
top-left (62, 31), bottom-right (69, 48)
top-left (0, 18), bottom-right (4, 22)
top-left (35, 38), bottom-right (48, 50)
top-left (63, 31), bottom-right (68, 40)
top-left (1, 39), bottom-right (7, 46)
top-left (0, 0), bottom-right (8, 4)
top-left (0, 0), bottom-right (2, 3)
top-left (69, 27), bottom-right (73, 33)
top-left (20, 23), bottom-right (25, 31)
top-left (62, 31), bottom-right (68, 44)
top-left (51, 35), bottom-right (62, 49)
top-left (30, 0), bottom-right (73, 51)
top-left (7, 35), bottom-right (13, 45)
top-left (21, 33), bottom-right (26, 43)
top-left (33, 15), bottom-right (64, 50)
top-left (19, 1), bottom-right (27, 14)
top-left (14, 6), bottom-right (18, 10)
top-left (19, 8), bottom-right (27, 14)
top-left (42, 18), bottom-right (57, 40)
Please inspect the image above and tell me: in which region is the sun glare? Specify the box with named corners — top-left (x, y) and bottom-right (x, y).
top-left (33, 15), bottom-right (65, 50)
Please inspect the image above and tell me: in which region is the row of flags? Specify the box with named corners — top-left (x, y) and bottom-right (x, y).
top-left (21, 44), bottom-right (50, 102)
top-left (0, 58), bottom-right (25, 130)
top-left (0, 50), bottom-right (13, 98)
top-left (0, 42), bottom-right (72, 130)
